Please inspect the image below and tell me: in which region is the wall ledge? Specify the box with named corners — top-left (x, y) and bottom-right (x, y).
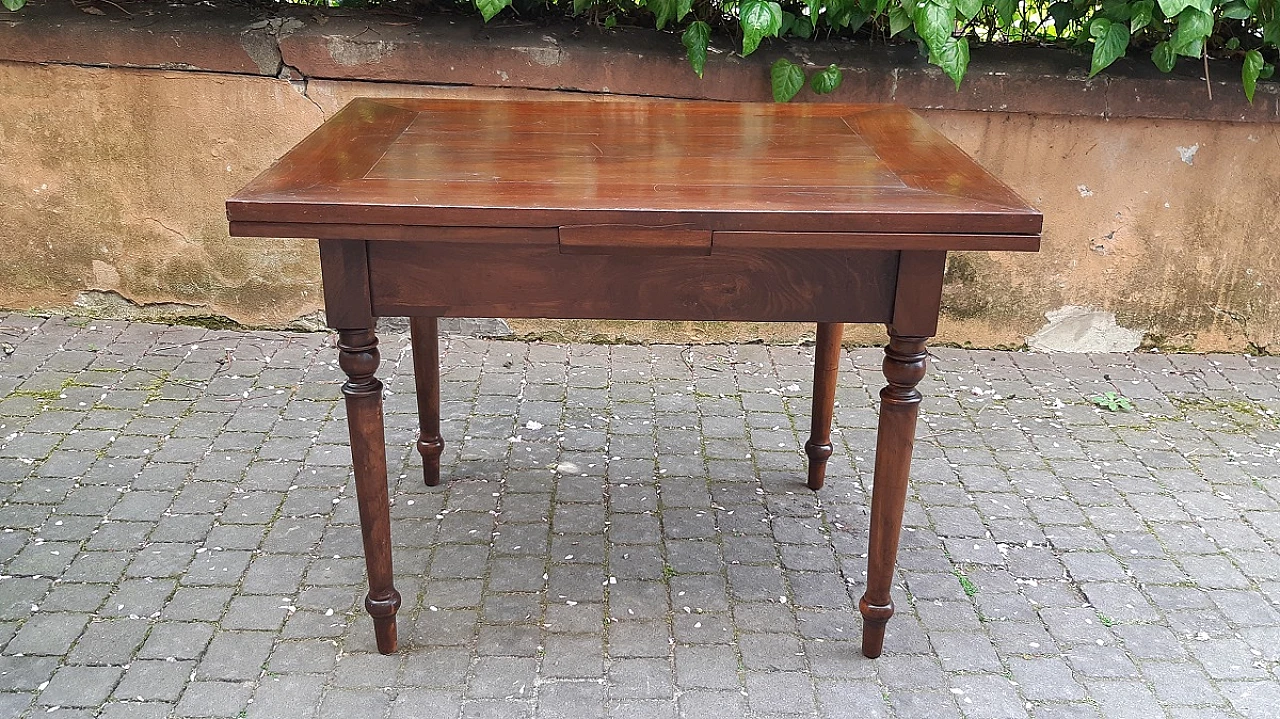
top-left (2, 0), bottom-right (1275, 122)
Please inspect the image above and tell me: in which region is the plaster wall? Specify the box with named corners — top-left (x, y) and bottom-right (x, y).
top-left (1, 55), bottom-right (1276, 351)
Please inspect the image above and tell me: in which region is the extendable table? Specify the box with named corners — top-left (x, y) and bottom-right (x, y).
top-left (228, 97), bottom-right (1042, 657)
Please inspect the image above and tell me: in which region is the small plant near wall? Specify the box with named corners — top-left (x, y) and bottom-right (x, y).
top-left (5, 0), bottom-right (1276, 101)
top-left (1090, 391), bottom-right (1134, 411)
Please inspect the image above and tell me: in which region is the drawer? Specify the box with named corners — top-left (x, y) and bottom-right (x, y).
top-left (366, 235), bottom-right (899, 323)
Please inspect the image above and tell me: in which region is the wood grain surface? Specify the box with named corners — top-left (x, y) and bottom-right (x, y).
top-left (367, 241), bottom-right (898, 322)
top-left (228, 98), bottom-right (1042, 240)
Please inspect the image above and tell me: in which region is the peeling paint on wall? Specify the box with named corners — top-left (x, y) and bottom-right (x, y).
top-left (1027, 306), bottom-right (1145, 353)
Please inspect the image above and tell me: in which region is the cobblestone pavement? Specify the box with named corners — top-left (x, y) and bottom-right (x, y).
top-left (0, 313), bottom-right (1278, 719)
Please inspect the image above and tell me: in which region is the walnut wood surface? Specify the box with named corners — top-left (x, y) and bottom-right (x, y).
top-left (366, 241), bottom-right (898, 322)
top-left (338, 329), bottom-right (400, 654)
top-left (558, 225), bottom-right (712, 256)
top-left (409, 317), bottom-right (443, 487)
top-left (227, 98), bottom-right (1042, 239)
top-left (804, 323), bottom-right (844, 491)
top-left (860, 332), bottom-right (929, 658)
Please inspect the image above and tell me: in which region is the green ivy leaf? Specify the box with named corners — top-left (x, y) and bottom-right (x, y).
top-left (1221, 0), bottom-right (1252, 19)
top-left (913, 0), bottom-right (955, 53)
top-left (770, 58), bottom-right (805, 102)
top-left (1266, 20), bottom-right (1280, 48)
top-left (781, 10), bottom-right (797, 35)
top-left (1243, 49), bottom-right (1264, 104)
top-left (1130, 0), bottom-right (1153, 33)
top-left (888, 5), bottom-right (914, 35)
top-left (805, 0), bottom-right (821, 18)
top-left (2, 0), bottom-right (26, 9)
top-left (955, 0), bottom-right (982, 20)
top-left (810, 64), bottom-right (844, 94)
top-left (651, 0), bottom-right (694, 29)
top-left (741, 0), bottom-right (784, 56)
top-left (1171, 7), bottom-right (1212, 57)
top-left (1047, 1), bottom-right (1076, 32)
top-left (1151, 41), bottom-right (1176, 72)
top-left (824, 0), bottom-right (865, 28)
top-left (1155, 0), bottom-right (1192, 17)
top-left (475, 0), bottom-right (512, 22)
top-left (793, 15), bottom-right (814, 38)
top-left (1261, 64), bottom-right (1276, 81)
top-left (931, 35), bottom-right (970, 89)
top-left (572, 0), bottom-right (592, 14)
top-left (1100, 0), bottom-right (1134, 21)
top-left (682, 21), bottom-right (711, 78)
top-left (675, 0), bottom-right (694, 23)
top-left (1089, 19), bottom-right (1130, 77)
top-left (994, 0), bottom-right (1016, 27)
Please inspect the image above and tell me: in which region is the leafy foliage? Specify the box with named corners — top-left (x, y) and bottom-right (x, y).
top-left (620, 0), bottom-right (1275, 102)
top-left (2, 0), bottom-right (26, 10)
top-left (810, 63), bottom-right (846, 93)
top-left (771, 58), bottom-right (806, 100)
top-left (1090, 391), bottom-right (1134, 411)
top-left (681, 20), bottom-right (712, 77)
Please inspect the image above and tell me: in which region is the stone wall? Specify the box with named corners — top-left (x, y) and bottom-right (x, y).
top-left (2, 1), bottom-right (1277, 351)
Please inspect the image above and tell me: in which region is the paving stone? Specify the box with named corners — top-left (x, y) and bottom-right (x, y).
top-left (196, 631), bottom-right (275, 681)
top-left (0, 654), bottom-right (60, 691)
top-left (113, 659), bottom-right (196, 702)
top-left (744, 671), bottom-right (817, 715)
top-left (66, 618), bottom-right (149, 665)
top-left (7, 613), bottom-right (90, 655)
top-left (37, 665), bottom-right (122, 707)
top-left (538, 681), bottom-right (606, 719)
top-left (677, 689), bottom-right (746, 719)
top-left (174, 680), bottom-right (254, 717)
top-left (247, 674), bottom-right (326, 719)
top-left (466, 657), bottom-right (537, 699)
top-left (739, 632), bottom-right (806, 671)
top-left (673, 645), bottom-right (739, 690)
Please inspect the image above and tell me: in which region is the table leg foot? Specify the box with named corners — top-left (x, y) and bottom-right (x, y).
top-left (804, 323), bottom-right (844, 490)
top-left (410, 317), bottom-right (444, 487)
top-left (367, 592), bottom-right (402, 655)
top-left (859, 329), bottom-right (928, 658)
top-left (339, 328), bottom-right (402, 655)
top-left (858, 597), bottom-right (894, 658)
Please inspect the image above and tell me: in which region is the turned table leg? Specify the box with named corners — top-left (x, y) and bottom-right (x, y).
top-left (859, 329), bottom-right (929, 658)
top-left (804, 322), bottom-right (844, 490)
top-left (338, 328), bottom-right (402, 654)
top-left (409, 317), bottom-right (444, 487)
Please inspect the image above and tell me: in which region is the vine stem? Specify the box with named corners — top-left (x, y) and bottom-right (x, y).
top-left (1203, 48), bottom-right (1213, 101)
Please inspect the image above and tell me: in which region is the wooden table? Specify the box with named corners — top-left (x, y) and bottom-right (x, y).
top-left (227, 98), bottom-right (1041, 658)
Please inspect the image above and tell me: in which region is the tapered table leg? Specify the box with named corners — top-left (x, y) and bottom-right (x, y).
top-left (804, 322), bottom-right (844, 490)
top-left (859, 330), bottom-right (929, 658)
top-left (338, 328), bottom-right (401, 654)
top-left (409, 317), bottom-right (444, 487)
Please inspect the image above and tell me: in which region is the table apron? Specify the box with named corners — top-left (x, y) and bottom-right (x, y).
top-left (364, 240), bottom-right (903, 323)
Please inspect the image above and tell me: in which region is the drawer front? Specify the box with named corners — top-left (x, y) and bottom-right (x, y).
top-left (367, 239), bottom-right (898, 323)
top-left (558, 225), bottom-right (712, 256)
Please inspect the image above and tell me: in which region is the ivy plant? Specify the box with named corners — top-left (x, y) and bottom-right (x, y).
top-left (559, 0), bottom-right (1277, 102)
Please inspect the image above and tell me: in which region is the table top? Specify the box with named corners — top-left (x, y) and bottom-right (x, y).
top-left (228, 98), bottom-right (1041, 243)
